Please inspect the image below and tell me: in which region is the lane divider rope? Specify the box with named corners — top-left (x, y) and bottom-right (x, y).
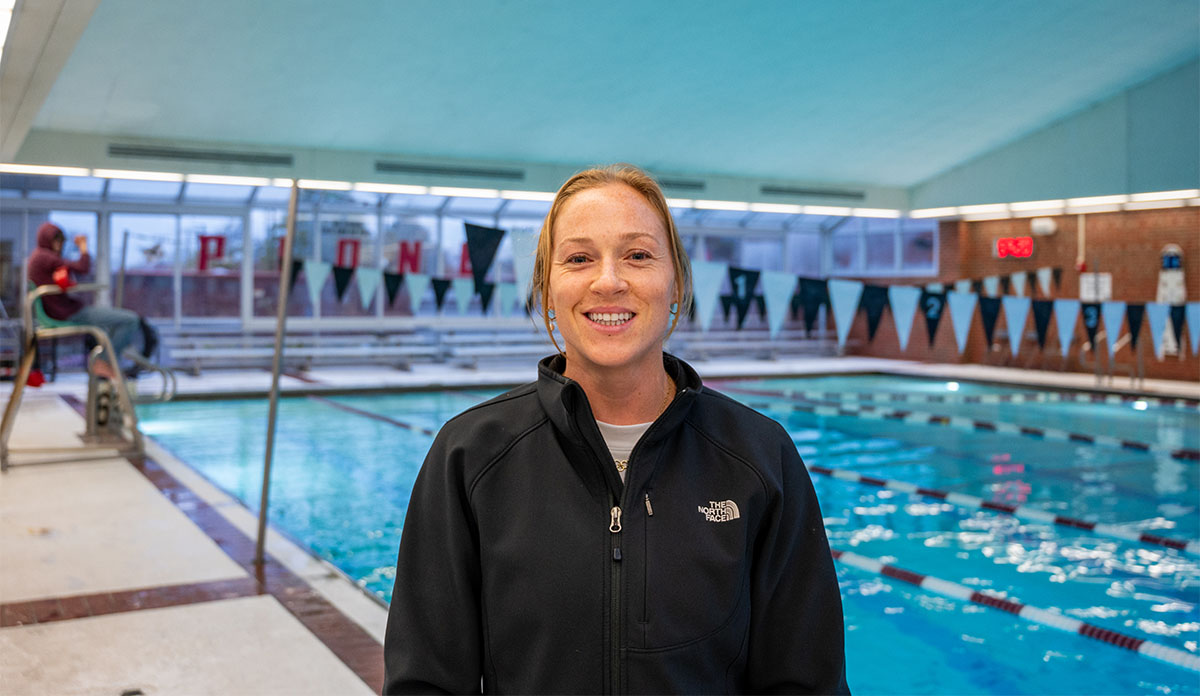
top-left (717, 385), bottom-right (1200, 411)
top-left (308, 396), bottom-right (439, 436)
top-left (809, 464), bottom-right (1200, 556)
top-left (729, 388), bottom-right (1200, 463)
top-left (830, 548), bottom-right (1200, 673)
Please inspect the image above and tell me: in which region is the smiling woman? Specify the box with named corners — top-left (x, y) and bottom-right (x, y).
top-left (382, 165), bottom-right (849, 694)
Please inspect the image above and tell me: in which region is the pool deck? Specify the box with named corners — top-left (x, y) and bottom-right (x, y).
top-left (1, 356), bottom-right (1196, 695)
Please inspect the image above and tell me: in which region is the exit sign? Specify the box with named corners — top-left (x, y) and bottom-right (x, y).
top-left (996, 236), bottom-right (1033, 258)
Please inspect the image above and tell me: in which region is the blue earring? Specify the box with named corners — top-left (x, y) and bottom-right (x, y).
top-left (669, 302), bottom-right (678, 317)
top-left (547, 309), bottom-right (556, 321)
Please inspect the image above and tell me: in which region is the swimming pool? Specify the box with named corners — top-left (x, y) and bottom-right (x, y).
top-left (136, 374), bottom-right (1200, 694)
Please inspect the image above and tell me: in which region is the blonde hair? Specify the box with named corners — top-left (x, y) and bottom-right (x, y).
top-left (529, 164), bottom-right (694, 354)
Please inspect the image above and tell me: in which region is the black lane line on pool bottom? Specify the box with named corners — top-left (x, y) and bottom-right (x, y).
top-left (727, 386), bottom-right (1200, 462)
top-left (308, 395), bottom-right (439, 437)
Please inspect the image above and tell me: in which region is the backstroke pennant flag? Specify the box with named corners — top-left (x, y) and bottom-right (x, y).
top-left (1125, 303), bottom-right (1146, 350)
top-left (719, 296), bottom-right (734, 323)
top-left (452, 278), bottom-right (474, 314)
top-left (288, 259), bottom-right (305, 297)
top-left (1031, 300), bottom-right (1053, 350)
top-left (978, 296), bottom-right (1001, 346)
top-left (431, 278), bottom-right (453, 312)
top-left (727, 267), bottom-right (761, 330)
top-left (1010, 271), bottom-right (1026, 297)
top-left (888, 286), bottom-right (922, 352)
top-left (304, 260), bottom-right (332, 310)
top-left (1188, 302), bottom-right (1200, 354)
top-left (1036, 267), bottom-right (1053, 296)
top-left (331, 265), bottom-right (354, 302)
top-left (799, 277), bottom-right (830, 335)
top-left (828, 279), bottom-right (865, 350)
top-left (761, 271), bottom-right (798, 339)
top-left (1170, 305), bottom-right (1187, 352)
top-left (464, 223), bottom-right (506, 291)
top-left (1053, 299), bottom-right (1080, 358)
top-left (982, 276), bottom-right (999, 297)
top-left (355, 266), bottom-right (382, 311)
top-left (920, 290), bottom-right (947, 346)
top-left (860, 285), bottom-right (890, 342)
top-left (953, 279), bottom-right (972, 295)
top-left (478, 282), bottom-right (496, 314)
top-left (1080, 302), bottom-right (1101, 348)
top-left (946, 290), bottom-right (977, 354)
top-left (1101, 301), bottom-right (1127, 357)
top-left (1145, 302), bottom-right (1169, 360)
top-left (510, 228), bottom-right (539, 311)
top-left (383, 272), bottom-right (404, 307)
top-left (1002, 296), bottom-right (1031, 357)
top-left (999, 276), bottom-right (1012, 296)
top-left (497, 282), bottom-right (518, 316)
top-left (404, 272), bottom-right (431, 315)
top-left (690, 261), bottom-right (727, 332)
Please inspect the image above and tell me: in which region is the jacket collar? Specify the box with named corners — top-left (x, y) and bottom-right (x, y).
top-left (536, 352), bottom-right (702, 498)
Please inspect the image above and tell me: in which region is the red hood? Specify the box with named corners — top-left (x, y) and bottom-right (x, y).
top-left (36, 222), bottom-right (62, 251)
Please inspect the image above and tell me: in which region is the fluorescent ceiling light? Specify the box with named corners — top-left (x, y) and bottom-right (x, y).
top-left (1009, 199), bottom-right (1064, 211)
top-left (749, 202), bottom-right (804, 214)
top-left (271, 178), bottom-right (296, 187)
top-left (500, 189), bottom-right (555, 201)
top-left (957, 203), bottom-right (1008, 215)
top-left (909, 207), bottom-right (957, 219)
top-left (665, 199), bottom-right (693, 208)
top-left (1129, 189), bottom-right (1200, 202)
top-left (1069, 204), bottom-right (1123, 214)
top-left (1123, 199), bottom-right (1185, 211)
top-left (0, 163), bottom-right (91, 177)
top-left (693, 199), bottom-right (750, 212)
top-left (804, 205), bottom-right (852, 217)
top-left (297, 179), bottom-right (352, 191)
top-left (429, 186), bottom-right (499, 198)
top-left (1066, 194), bottom-right (1128, 207)
top-left (92, 168), bottom-right (184, 182)
top-left (354, 182), bottom-right (429, 195)
top-left (185, 174), bottom-right (272, 187)
top-left (852, 208), bottom-right (901, 218)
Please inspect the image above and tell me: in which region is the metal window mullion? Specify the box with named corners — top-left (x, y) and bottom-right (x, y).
top-left (96, 211), bottom-right (111, 307)
top-left (173, 214), bottom-right (183, 330)
top-left (240, 209), bottom-right (253, 328)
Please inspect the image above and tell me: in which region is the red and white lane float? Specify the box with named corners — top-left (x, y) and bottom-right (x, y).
top-left (808, 464), bottom-right (1200, 556)
top-left (725, 386), bottom-right (1200, 411)
top-left (831, 548), bottom-right (1200, 673)
top-left (728, 387), bottom-right (1200, 462)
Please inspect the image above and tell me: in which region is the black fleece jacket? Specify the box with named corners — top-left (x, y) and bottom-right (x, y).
top-left (383, 354), bottom-right (848, 694)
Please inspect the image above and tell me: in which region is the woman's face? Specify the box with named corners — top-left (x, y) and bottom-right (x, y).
top-left (548, 183), bottom-right (677, 380)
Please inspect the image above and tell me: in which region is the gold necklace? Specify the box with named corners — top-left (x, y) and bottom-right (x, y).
top-left (614, 375), bottom-right (675, 474)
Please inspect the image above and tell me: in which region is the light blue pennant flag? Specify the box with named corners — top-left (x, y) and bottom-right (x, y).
top-left (760, 270), bottom-right (797, 339)
top-left (982, 276), bottom-right (999, 297)
top-left (1053, 299), bottom-right (1080, 358)
top-left (452, 278), bottom-right (475, 315)
top-left (1036, 267), bottom-right (1053, 296)
top-left (355, 266), bottom-right (382, 311)
top-left (888, 286), bottom-right (921, 352)
top-left (1188, 302), bottom-right (1200, 355)
top-left (1010, 272), bottom-right (1026, 297)
top-left (497, 282), bottom-right (518, 316)
top-left (691, 261), bottom-right (727, 332)
top-left (925, 282), bottom-right (944, 293)
top-left (954, 279), bottom-right (972, 295)
top-left (1146, 302), bottom-right (1169, 360)
top-left (828, 278), bottom-right (864, 350)
top-left (947, 291), bottom-right (978, 355)
top-left (1101, 301), bottom-right (1127, 357)
top-left (510, 228), bottom-right (539, 310)
top-left (304, 260), bottom-right (332, 310)
top-left (404, 272), bottom-right (431, 315)
top-left (1002, 296), bottom-right (1031, 357)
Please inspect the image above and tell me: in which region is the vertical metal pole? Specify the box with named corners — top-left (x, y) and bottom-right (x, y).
top-left (256, 181), bottom-right (299, 565)
top-left (115, 229), bottom-right (129, 308)
top-left (173, 216), bottom-right (183, 330)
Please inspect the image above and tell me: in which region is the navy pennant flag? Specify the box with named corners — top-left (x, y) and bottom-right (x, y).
top-left (1170, 305), bottom-right (1187, 349)
top-left (464, 223), bottom-right (506, 291)
top-left (978, 296), bottom-right (1001, 346)
top-left (860, 285), bottom-right (889, 342)
top-left (719, 295), bottom-right (735, 323)
top-left (727, 267), bottom-right (761, 330)
top-left (288, 259), bottom-right (305, 297)
top-left (1052, 267), bottom-right (1063, 289)
top-left (1125, 303), bottom-right (1145, 350)
top-left (431, 278), bottom-right (452, 311)
top-left (971, 279), bottom-right (984, 296)
top-left (383, 272), bottom-right (404, 307)
top-left (1080, 302), bottom-right (1101, 346)
top-left (799, 277), bottom-right (830, 335)
top-left (999, 275), bottom-right (1012, 296)
top-left (331, 265), bottom-right (354, 302)
top-left (790, 292), bottom-right (803, 321)
top-left (920, 290), bottom-right (947, 345)
top-left (1031, 300), bottom-right (1053, 350)
top-left (478, 282), bottom-right (496, 314)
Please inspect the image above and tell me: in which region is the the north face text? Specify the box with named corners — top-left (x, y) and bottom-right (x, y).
top-left (698, 500), bottom-right (740, 522)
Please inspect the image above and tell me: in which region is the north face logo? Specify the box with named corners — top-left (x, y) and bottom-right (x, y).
top-left (698, 500), bottom-right (740, 522)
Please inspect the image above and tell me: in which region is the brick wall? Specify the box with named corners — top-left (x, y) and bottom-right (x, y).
top-left (843, 207), bottom-right (1200, 383)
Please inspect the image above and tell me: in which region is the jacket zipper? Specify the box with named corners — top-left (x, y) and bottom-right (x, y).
top-left (609, 498), bottom-right (623, 693)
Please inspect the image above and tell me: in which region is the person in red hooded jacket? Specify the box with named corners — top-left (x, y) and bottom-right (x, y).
top-left (27, 221), bottom-right (146, 378)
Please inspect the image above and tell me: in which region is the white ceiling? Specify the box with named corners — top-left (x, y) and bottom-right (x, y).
top-left (9, 0), bottom-right (1200, 190)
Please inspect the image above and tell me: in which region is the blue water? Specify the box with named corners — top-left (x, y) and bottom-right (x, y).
top-left (137, 375), bottom-right (1200, 695)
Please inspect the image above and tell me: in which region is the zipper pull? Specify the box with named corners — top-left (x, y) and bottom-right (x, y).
top-left (609, 506), bottom-right (622, 533)
top-left (644, 493), bottom-right (654, 517)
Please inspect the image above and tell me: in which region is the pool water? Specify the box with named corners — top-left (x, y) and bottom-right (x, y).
top-left (137, 374), bottom-right (1200, 695)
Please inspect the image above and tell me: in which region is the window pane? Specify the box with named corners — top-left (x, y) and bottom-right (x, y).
top-left (865, 232), bottom-right (895, 271)
top-left (181, 215), bottom-right (243, 318)
top-left (787, 232), bottom-right (820, 276)
top-left (831, 228), bottom-right (859, 273)
top-left (251, 208), bottom-right (312, 317)
top-left (111, 213), bottom-right (175, 318)
top-left (741, 238), bottom-right (784, 272)
top-left (381, 215), bottom-right (435, 317)
top-left (901, 222), bottom-right (936, 270)
top-left (319, 213), bottom-right (378, 317)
